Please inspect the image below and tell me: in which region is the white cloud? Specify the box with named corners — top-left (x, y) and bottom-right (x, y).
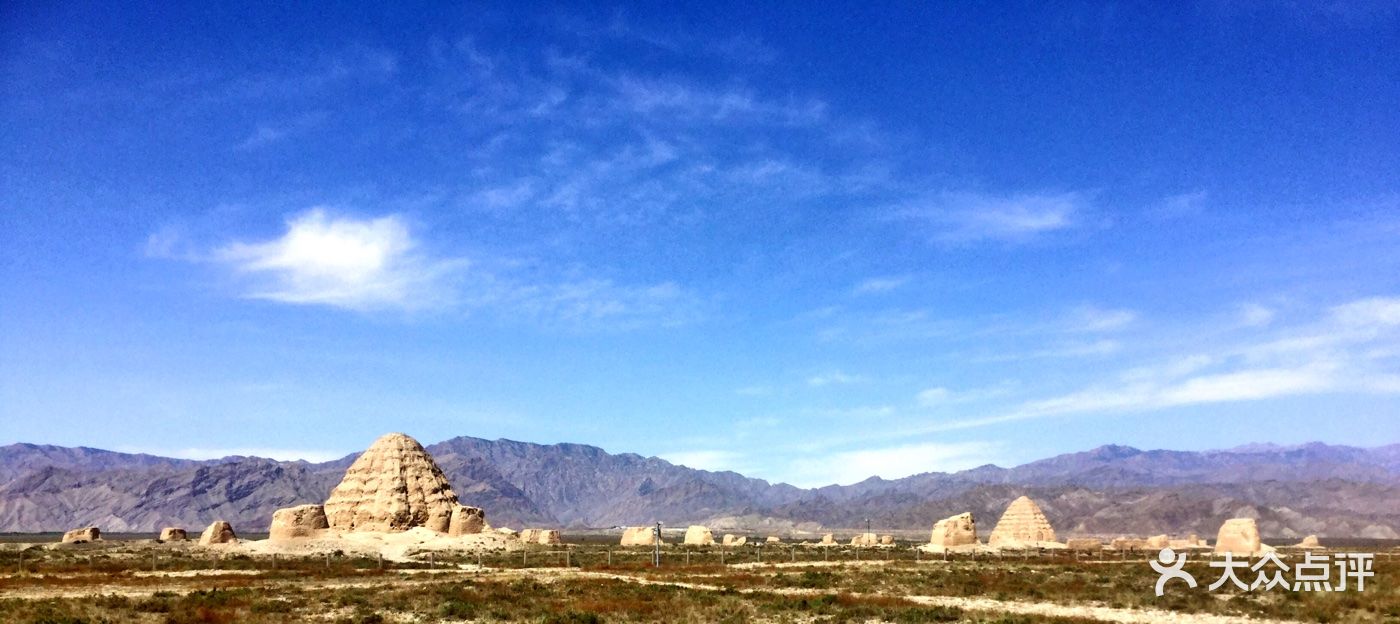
top-left (852, 275), bottom-right (911, 295)
top-left (919, 295), bottom-right (1400, 433)
top-left (216, 208), bottom-right (463, 311)
top-left (178, 207), bottom-right (704, 328)
top-left (915, 387), bottom-right (951, 406)
top-left (784, 441), bottom-right (1002, 487)
top-left (807, 371), bottom-right (866, 387)
top-left (899, 191), bottom-right (1086, 244)
top-left (1331, 296), bottom-right (1400, 327)
top-left (509, 279), bottom-right (704, 329)
top-left (659, 450), bottom-right (745, 472)
top-left (1238, 303), bottom-right (1276, 327)
top-left (1067, 306), bottom-right (1137, 332)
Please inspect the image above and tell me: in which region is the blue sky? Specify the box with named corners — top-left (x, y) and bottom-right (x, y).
top-left (2, 2), bottom-right (1399, 487)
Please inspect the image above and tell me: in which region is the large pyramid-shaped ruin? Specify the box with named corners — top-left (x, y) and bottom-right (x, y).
top-left (987, 496), bottom-right (1057, 547)
top-left (323, 433), bottom-right (459, 533)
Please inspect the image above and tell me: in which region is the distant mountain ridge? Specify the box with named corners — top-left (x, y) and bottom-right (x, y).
top-left (1, 438), bottom-right (1396, 539)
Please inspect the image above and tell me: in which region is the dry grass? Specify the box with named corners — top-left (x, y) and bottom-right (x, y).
top-left (1, 543), bottom-right (1395, 623)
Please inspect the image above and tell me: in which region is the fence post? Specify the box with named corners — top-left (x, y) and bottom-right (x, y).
top-left (721, 549), bottom-right (725, 566)
top-left (523, 550), bottom-right (527, 566)
top-left (378, 553), bottom-right (383, 570)
top-left (606, 550), bottom-right (611, 566)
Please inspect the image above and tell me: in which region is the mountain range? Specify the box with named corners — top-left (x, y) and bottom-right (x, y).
top-left (1, 437), bottom-right (1397, 539)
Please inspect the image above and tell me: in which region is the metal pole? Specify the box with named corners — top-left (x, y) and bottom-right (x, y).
top-left (653, 522), bottom-right (662, 568)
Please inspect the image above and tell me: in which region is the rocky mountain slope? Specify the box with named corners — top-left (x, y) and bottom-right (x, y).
top-left (1, 439), bottom-right (1396, 539)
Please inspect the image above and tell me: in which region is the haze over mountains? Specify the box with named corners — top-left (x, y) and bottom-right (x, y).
top-left (1, 437), bottom-right (1396, 539)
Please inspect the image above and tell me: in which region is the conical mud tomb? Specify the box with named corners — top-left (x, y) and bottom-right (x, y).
top-left (988, 495), bottom-right (1057, 547)
top-left (323, 432), bottom-right (459, 533)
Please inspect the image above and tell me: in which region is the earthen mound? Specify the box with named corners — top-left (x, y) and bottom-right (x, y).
top-left (684, 525), bottom-right (714, 545)
top-left (929, 512), bottom-right (978, 548)
top-left (199, 521), bottom-right (237, 545)
top-left (1215, 518), bottom-right (1272, 555)
top-left (62, 527), bottom-right (99, 544)
top-left (620, 526), bottom-right (660, 546)
top-left (448, 505), bottom-right (487, 536)
top-left (269, 504), bottom-right (329, 540)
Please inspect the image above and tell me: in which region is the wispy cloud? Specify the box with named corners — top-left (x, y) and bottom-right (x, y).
top-left (852, 275), bottom-right (911, 295)
top-left (222, 46), bottom-right (398, 100)
top-left (180, 208), bottom-right (704, 328)
top-left (506, 279), bottom-right (704, 329)
top-left (1066, 305), bottom-right (1137, 332)
top-left (920, 295), bottom-right (1400, 432)
top-left (1152, 190), bottom-right (1208, 219)
top-left (215, 208), bottom-right (464, 311)
top-left (807, 371), bottom-right (866, 387)
top-left (784, 441), bottom-right (1002, 487)
top-left (1237, 303), bottom-right (1277, 327)
top-left (916, 387), bottom-right (951, 406)
top-left (896, 191), bottom-right (1088, 244)
top-left (658, 449), bottom-right (747, 473)
top-left (235, 112), bottom-right (326, 150)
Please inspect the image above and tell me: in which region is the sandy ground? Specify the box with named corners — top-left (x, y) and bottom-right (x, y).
top-left (226, 527), bottom-right (520, 562)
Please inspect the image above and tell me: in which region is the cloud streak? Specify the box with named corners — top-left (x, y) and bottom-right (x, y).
top-left (897, 191), bottom-right (1087, 244)
top-left (919, 295), bottom-right (1400, 433)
